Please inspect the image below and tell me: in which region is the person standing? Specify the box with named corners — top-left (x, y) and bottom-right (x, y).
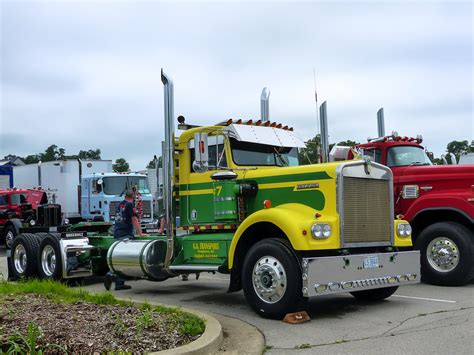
top-left (104, 190), bottom-right (145, 290)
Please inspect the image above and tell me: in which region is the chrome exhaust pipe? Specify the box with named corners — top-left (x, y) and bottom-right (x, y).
top-left (260, 87), bottom-right (270, 122)
top-left (319, 101), bottom-right (329, 163)
top-left (161, 69), bottom-right (175, 271)
top-left (377, 108), bottom-right (385, 137)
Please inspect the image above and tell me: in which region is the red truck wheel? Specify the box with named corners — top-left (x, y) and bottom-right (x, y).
top-left (3, 225), bottom-right (16, 248)
top-left (415, 222), bottom-right (474, 286)
top-left (242, 238), bottom-right (305, 319)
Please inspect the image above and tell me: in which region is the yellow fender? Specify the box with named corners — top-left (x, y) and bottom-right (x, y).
top-left (228, 203), bottom-right (341, 269)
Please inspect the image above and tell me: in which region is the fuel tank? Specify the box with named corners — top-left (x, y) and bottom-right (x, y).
top-left (106, 238), bottom-right (169, 280)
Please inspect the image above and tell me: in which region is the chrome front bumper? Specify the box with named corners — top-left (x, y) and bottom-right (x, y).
top-left (301, 251), bottom-right (420, 297)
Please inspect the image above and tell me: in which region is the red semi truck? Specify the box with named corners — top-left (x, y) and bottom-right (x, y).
top-left (0, 188), bottom-right (49, 247)
top-left (352, 133), bottom-right (474, 286)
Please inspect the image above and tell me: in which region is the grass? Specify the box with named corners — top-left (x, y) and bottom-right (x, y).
top-left (0, 279), bottom-right (205, 337)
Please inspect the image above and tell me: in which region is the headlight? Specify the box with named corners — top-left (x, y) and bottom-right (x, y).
top-left (64, 218), bottom-right (70, 225)
top-left (397, 223), bottom-right (411, 237)
top-left (29, 220), bottom-right (36, 226)
top-left (405, 223), bottom-right (412, 236)
top-left (311, 223), bottom-right (331, 239)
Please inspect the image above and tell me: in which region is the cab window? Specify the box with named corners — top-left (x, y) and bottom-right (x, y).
top-left (361, 148), bottom-right (381, 163)
top-left (189, 136), bottom-right (228, 172)
top-left (0, 195), bottom-right (6, 206)
top-left (92, 179), bottom-right (102, 194)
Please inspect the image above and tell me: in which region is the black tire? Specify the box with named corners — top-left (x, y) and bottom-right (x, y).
top-left (350, 286), bottom-right (398, 301)
top-left (415, 222), bottom-right (474, 286)
top-left (242, 238), bottom-right (305, 319)
top-left (10, 233), bottom-right (40, 279)
top-left (37, 234), bottom-right (63, 280)
top-left (3, 225), bottom-right (17, 249)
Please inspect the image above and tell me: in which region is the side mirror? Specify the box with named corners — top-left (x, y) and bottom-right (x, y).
top-left (193, 132), bottom-right (209, 173)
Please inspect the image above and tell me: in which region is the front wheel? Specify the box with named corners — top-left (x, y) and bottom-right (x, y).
top-left (242, 238), bottom-right (305, 319)
top-left (415, 222), bottom-right (474, 286)
top-left (3, 225), bottom-right (17, 249)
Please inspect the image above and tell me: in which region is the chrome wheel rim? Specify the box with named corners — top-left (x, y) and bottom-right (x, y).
top-left (13, 244), bottom-right (27, 274)
top-left (252, 256), bottom-right (287, 304)
top-left (427, 237), bottom-right (460, 272)
top-left (5, 231), bottom-right (14, 248)
top-left (41, 245), bottom-right (56, 277)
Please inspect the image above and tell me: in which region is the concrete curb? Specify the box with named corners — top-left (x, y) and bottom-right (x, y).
top-left (114, 297), bottom-right (223, 355)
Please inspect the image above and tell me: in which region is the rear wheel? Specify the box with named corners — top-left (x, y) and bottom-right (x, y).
top-left (10, 233), bottom-right (40, 279)
top-left (350, 286), bottom-right (398, 301)
top-left (415, 222), bottom-right (474, 286)
top-left (37, 234), bottom-right (63, 280)
top-left (242, 238), bottom-right (305, 319)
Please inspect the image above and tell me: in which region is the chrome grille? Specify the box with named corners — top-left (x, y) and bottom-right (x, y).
top-left (142, 200), bottom-right (152, 215)
top-left (109, 201), bottom-right (120, 217)
top-left (342, 177), bottom-right (392, 245)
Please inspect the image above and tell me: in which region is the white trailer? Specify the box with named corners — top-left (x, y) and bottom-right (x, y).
top-left (13, 160), bottom-right (112, 219)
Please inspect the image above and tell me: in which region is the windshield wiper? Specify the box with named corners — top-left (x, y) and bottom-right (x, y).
top-left (273, 148), bottom-right (289, 167)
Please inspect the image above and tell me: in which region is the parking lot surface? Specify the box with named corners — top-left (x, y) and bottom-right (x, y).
top-left (1, 250), bottom-right (473, 354)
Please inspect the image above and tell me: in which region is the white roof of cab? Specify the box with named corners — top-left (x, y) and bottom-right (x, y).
top-left (224, 124), bottom-right (306, 148)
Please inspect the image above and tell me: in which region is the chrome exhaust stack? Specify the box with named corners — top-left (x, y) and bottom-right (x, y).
top-left (260, 87), bottom-right (270, 122)
top-left (319, 101), bottom-right (329, 163)
top-left (377, 107), bottom-right (385, 137)
top-left (161, 69), bottom-right (175, 271)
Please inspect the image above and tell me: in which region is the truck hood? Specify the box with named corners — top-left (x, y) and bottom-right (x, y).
top-left (394, 164), bottom-right (474, 191)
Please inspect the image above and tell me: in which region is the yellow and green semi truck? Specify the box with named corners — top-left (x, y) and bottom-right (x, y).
top-left (106, 70), bottom-right (421, 319)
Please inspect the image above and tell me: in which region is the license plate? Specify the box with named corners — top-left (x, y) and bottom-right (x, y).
top-left (363, 255), bottom-right (379, 269)
top-left (146, 228), bottom-right (160, 233)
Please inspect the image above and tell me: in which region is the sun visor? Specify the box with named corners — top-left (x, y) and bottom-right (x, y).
top-left (224, 124), bottom-right (306, 148)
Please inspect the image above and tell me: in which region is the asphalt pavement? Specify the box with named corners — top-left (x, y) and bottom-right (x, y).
top-left (1, 249), bottom-right (473, 354)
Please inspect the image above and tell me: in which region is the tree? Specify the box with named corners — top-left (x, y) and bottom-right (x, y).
top-left (78, 149), bottom-right (101, 160)
top-left (146, 156), bottom-right (162, 169)
top-left (113, 158), bottom-right (129, 172)
top-left (39, 144), bottom-right (65, 162)
top-left (446, 140), bottom-right (473, 161)
top-left (298, 134), bottom-right (321, 165)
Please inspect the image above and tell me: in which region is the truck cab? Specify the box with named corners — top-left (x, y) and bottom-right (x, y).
top-left (0, 188), bottom-right (48, 247)
top-left (355, 134), bottom-right (474, 286)
top-left (81, 173), bottom-right (154, 224)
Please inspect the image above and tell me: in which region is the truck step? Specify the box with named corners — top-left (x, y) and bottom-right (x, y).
top-left (169, 265), bottom-right (219, 272)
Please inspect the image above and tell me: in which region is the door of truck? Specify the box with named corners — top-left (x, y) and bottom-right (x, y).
top-left (81, 178), bottom-right (91, 219)
top-left (181, 135), bottom-right (229, 226)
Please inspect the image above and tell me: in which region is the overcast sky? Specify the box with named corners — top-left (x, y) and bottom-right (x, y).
top-left (1, 0), bottom-right (472, 170)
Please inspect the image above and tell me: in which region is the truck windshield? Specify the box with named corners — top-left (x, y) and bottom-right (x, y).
top-left (387, 146), bottom-right (433, 167)
top-left (10, 194), bottom-right (27, 205)
top-left (230, 138), bottom-right (299, 167)
top-left (102, 176), bottom-right (150, 195)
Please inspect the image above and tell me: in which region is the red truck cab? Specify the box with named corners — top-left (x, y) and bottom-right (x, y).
top-left (353, 135), bottom-right (474, 285)
top-left (0, 188), bottom-right (47, 247)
